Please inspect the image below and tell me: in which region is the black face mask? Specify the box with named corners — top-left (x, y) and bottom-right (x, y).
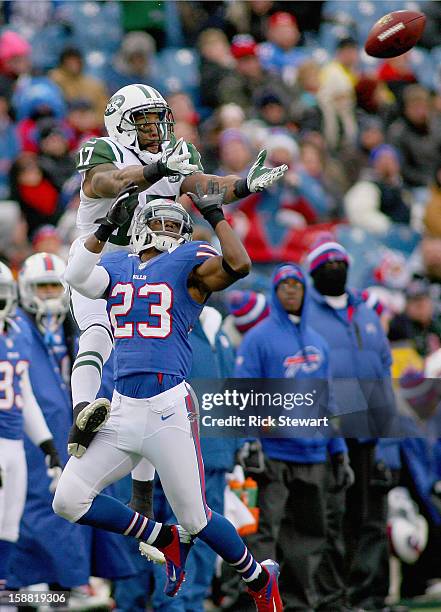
top-left (312, 265), bottom-right (348, 296)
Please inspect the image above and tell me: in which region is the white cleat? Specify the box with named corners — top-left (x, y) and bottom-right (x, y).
top-left (76, 398), bottom-right (111, 432)
top-left (139, 541), bottom-right (166, 564)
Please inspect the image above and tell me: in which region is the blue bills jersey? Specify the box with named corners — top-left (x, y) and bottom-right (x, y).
top-left (0, 319), bottom-right (32, 440)
top-left (100, 241), bottom-right (219, 381)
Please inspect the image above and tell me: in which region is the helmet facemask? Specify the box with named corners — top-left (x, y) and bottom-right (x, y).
top-left (21, 280), bottom-right (69, 334)
top-left (119, 105), bottom-right (174, 153)
top-left (131, 200), bottom-right (193, 254)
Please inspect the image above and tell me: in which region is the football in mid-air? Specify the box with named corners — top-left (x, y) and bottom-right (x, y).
top-left (364, 9), bottom-right (426, 58)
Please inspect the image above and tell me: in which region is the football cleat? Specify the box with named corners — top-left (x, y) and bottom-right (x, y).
top-left (138, 542), bottom-right (166, 565)
top-left (247, 559), bottom-right (284, 611)
top-left (142, 525), bottom-right (193, 597)
top-left (76, 398), bottom-right (111, 432)
top-left (68, 399), bottom-right (111, 458)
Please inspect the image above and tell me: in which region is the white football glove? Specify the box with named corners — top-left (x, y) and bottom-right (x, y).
top-left (45, 456), bottom-right (63, 493)
top-left (247, 150), bottom-right (288, 192)
top-left (160, 137), bottom-right (199, 177)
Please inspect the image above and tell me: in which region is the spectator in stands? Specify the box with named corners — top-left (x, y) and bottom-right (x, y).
top-left (389, 277), bottom-right (441, 358)
top-left (49, 47), bottom-right (108, 124)
top-left (300, 139), bottom-right (344, 218)
top-left (0, 30), bottom-right (31, 103)
top-left (167, 91), bottom-right (199, 127)
top-left (37, 119), bottom-right (76, 193)
top-left (344, 144), bottom-right (411, 234)
top-left (320, 37), bottom-right (358, 99)
top-left (424, 167), bottom-right (441, 238)
top-left (355, 75), bottom-right (393, 121)
top-left (259, 11), bottom-right (309, 86)
top-left (317, 38), bottom-right (359, 153)
top-left (226, 0), bottom-right (277, 43)
top-left (291, 59), bottom-right (322, 133)
top-left (218, 34), bottom-right (289, 117)
top-left (198, 28), bottom-right (235, 110)
top-left (105, 31), bottom-right (162, 95)
top-left (66, 99), bottom-right (102, 151)
top-left (10, 153), bottom-right (60, 237)
top-left (235, 262), bottom-right (348, 611)
top-left (388, 84), bottom-right (441, 189)
top-left (222, 290), bottom-right (270, 348)
top-left (254, 92), bottom-right (291, 129)
top-left (343, 116), bottom-right (385, 185)
top-left (216, 129), bottom-right (253, 178)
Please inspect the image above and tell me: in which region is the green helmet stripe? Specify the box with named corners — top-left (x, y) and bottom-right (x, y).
top-left (136, 84), bottom-right (153, 99)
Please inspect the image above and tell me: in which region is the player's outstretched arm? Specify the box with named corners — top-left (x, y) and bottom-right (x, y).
top-left (181, 149), bottom-right (288, 204)
top-left (84, 138), bottom-right (198, 198)
top-left (187, 181), bottom-right (251, 300)
top-left (64, 185), bottom-right (138, 297)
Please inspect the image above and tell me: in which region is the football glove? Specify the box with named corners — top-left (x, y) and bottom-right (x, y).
top-left (187, 180), bottom-right (227, 229)
top-left (95, 183), bottom-right (139, 229)
top-left (247, 150), bottom-right (288, 192)
top-left (157, 137), bottom-right (199, 177)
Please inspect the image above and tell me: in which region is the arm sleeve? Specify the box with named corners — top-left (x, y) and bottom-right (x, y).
top-left (21, 364), bottom-right (52, 446)
top-left (64, 241), bottom-right (110, 299)
top-left (76, 138), bottom-right (117, 172)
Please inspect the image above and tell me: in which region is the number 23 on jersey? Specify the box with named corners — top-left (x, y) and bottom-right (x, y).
top-left (109, 282), bottom-right (172, 339)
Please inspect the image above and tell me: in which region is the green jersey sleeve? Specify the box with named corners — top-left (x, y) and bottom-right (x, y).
top-left (76, 138), bottom-right (118, 172)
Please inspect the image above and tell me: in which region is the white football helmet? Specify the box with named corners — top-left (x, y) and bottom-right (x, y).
top-left (387, 487), bottom-right (428, 564)
top-left (0, 261), bottom-right (17, 330)
top-left (104, 84), bottom-right (174, 153)
top-left (19, 253), bottom-right (70, 332)
top-left (131, 199), bottom-right (193, 254)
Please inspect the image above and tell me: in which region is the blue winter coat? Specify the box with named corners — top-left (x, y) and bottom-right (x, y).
top-left (308, 287), bottom-right (397, 437)
top-left (235, 264), bottom-right (346, 463)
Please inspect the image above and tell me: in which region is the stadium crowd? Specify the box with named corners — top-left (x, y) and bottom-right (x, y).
top-left (1, 0), bottom-right (441, 611)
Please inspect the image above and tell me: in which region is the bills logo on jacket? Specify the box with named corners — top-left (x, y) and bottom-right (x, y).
top-left (283, 346), bottom-right (323, 378)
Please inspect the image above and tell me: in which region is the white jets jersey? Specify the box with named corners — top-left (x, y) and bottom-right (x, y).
top-left (75, 136), bottom-right (203, 250)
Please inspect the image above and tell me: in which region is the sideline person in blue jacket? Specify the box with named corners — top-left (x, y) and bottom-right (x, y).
top-left (235, 263), bottom-right (349, 611)
top-left (307, 238), bottom-right (397, 611)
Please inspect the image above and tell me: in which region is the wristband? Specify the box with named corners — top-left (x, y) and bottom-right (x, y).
top-left (204, 208), bottom-right (226, 230)
top-left (222, 258), bottom-right (249, 279)
top-left (143, 162), bottom-right (165, 183)
top-left (40, 438), bottom-right (57, 456)
top-left (94, 224), bottom-right (114, 242)
top-left (233, 178), bottom-right (251, 199)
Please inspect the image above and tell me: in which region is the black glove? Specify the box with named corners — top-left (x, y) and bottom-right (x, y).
top-left (40, 439), bottom-right (63, 493)
top-left (330, 452), bottom-right (355, 491)
top-left (236, 440), bottom-right (265, 474)
top-left (94, 183), bottom-right (139, 241)
top-left (187, 180), bottom-right (227, 229)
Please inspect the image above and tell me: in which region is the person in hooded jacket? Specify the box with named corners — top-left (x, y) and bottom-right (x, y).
top-left (306, 238), bottom-right (398, 611)
top-left (235, 263), bottom-right (350, 611)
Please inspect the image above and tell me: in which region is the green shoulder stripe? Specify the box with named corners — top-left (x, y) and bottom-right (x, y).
top-left (187, 142), bottom-right (204, 172)
top-left (76, 138), bottom-right (117, 171)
